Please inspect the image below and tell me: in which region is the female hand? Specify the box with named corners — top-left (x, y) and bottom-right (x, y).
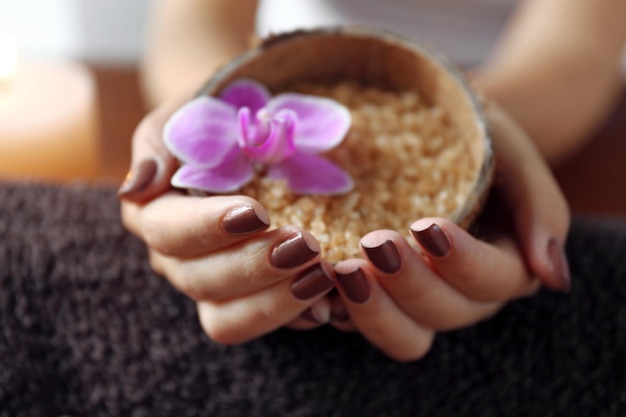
top-left (118, 98), bottom-right (336, 345)
top-left (331, 103), bottom-right (571, 361)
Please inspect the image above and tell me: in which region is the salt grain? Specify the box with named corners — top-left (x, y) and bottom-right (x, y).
top-left (237, 82), bottom-right (477, 262)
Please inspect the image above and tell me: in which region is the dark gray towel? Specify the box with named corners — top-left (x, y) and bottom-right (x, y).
top-left (1, 182), bottom-right (625, 417)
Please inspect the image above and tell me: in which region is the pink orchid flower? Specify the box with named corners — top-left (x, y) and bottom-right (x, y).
top-left (164, 79), bottom-right (353, 195)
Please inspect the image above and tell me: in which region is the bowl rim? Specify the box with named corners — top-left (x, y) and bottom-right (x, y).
top-left (198, 25), bottom-right (494, 228)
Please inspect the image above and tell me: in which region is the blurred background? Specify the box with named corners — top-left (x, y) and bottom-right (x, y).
top-left (0, 0), bottom-right (625, 214)
top-left (0, 0), bottom-right (149, 183)
top-left (0, 0), bottom-right (149, 62)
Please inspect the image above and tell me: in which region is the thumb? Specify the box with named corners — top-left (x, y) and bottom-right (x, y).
top-left (117, 98), bottom-right (189, 204)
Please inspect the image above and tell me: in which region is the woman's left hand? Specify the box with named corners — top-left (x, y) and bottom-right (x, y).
top-left (329, 103), bottom-right (571, 361)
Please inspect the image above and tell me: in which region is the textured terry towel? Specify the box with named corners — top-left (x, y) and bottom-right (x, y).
top-left (0, 182), bottom-right (625, 417)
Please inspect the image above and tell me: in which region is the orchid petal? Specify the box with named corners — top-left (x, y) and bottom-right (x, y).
top-left (164, 96), bottom-right (238, 168)
top-left (219, 79), bottom-right (271, 115)
top-left (267, 93), bottom-right (351, 154)
top-left (171, 147), bottom-right (254, 193)
top-left (238, 108), bottom-right (297, 164)
top-left (267, 153), bottom-right (353, 195)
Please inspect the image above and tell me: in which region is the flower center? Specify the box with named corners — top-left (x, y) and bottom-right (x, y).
top-left (237, 107), bottom-right (297, 165)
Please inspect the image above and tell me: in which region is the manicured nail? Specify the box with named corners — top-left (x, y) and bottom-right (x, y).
top-left (336, 268), bottom-right (370, 304)
top-left (362, 240), bottom-right (401, 274)
top-left (222, 205), bottom-right (269, 235)
top-left (547, 237), bottom-right (571, 291)
top-left (117, 159), bottom-right (158, 199)
top-left (271, 231), bottom-right (319, 269)
top-left (291, 264), bottom-right (335, 300)
top-left (410, 223), bottom-right (451, 257)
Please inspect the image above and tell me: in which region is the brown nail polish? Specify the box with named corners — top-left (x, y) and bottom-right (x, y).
top-left (547, 237), bottom-right (571, 292)
top-left (336, 268), bottom-right (370, 304)
top-left (271, 231), bottom-right (319, 269)
top-left (291, 264), bottom-right (335, 300)
top-left (222, 205), bottom-right (269, 235)
top-left (117, 159), bottom-right (158, 199)
top-left (362, 240), bottom-right (401, 274)
top-left (411, 223), bottom-right (451, 257)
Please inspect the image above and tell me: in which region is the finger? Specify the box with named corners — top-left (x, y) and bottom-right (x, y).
top-left (328, 291), bottom-right (356, 330)
top-left (286, 297), bottom-right (332, 328)
top-left (410, 218), bottom-right (541, 301)
top-left (118, 98), bottom-right (190, 203)
top-left (197, 262), bottom-right (335, 345)
top-left (121, 192), bottom-right (270, 258)
top-left (361, 231), bottom-right (503, 331)
top-left (334, 259), bottom-right (435, 362)
top-left (486, 103), bottom-right (571, 291)
top-left (150, 226), bottom-right (322, 301)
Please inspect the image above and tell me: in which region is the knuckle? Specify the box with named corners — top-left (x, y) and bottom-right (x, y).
top-left (165, 262), bottom-right (224, 302)
top-left (236, 253), bottom-right (264, 288)
top-left (387, 333), bottom-right (435, 362)
top-left (235, 241), bottom-right (274, 288)
top-left (148, 251), bottom-right (165, 276)
top-left (205, 325), bottom-right (243, 345)
top-left (120, 203), bottom-right (141, 237)
top-left (430, 311), bottom-right (474, 332)
top-left (254, 299), bottom-right (282, 326)
top-left (435, 303), bottom-right (502, 331)
top-left (133, 113), bottom-right (160, 146)
top-left (140, 213), bottom-right (179, 256)
top-left (168, 266), bottom-right (204, 301)
top-left (198, 309), bottom-right (245, 346)
top-left (464, 283), bottom-right (517, 303)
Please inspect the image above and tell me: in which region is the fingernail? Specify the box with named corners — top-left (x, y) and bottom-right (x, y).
top-left (362, 240), bottom-right (401, 274)
top-left (410, 223), bottom-right (451, 257)
top-left (222, 205), bottom-right (269, 235)
top-left (547, 237), bottom-right (571, 292)
top-left (291, 264), bottom-right (335, 300)
top-left (117, 159), bottom-right (158, 199)
top-left (271, 231), bottom-right (319, 269)
top-left (336, 268), bottom-right (370, 304)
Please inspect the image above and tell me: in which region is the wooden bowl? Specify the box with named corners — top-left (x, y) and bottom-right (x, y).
top-left (198, 26), bottom-right (493, 232)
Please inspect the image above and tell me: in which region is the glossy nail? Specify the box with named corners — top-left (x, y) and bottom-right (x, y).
top-left (336, 268), bottom-right (370, 304)
top-left (411, 223), bottom-right (451, 257)
top-left (362, 240), bottom-right (401, 274)
top-left (547, 237), bottom-right (571, 292)
top-left (271, 231), bottom-right (319, 269)
top-left (291, 264), bottom-right (335, 300)
top-left (117, 159), bottom-right (158, 199)
top-left (222, 205), bottom-right (269, 235)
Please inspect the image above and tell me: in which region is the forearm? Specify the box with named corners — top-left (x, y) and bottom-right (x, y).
top-left (141, 0), bottom-right (258, 108)
top-left (475, 0), bottom-right (626, 166)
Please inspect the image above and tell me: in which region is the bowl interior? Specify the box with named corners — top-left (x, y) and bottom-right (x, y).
top-left (201, 27), bottom-right (492, 227)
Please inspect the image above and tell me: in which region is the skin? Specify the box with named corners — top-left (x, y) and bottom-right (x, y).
top-left (120, 0), bottom-right (624, 359)
top-left (476, 0), bottom-right (626, 166)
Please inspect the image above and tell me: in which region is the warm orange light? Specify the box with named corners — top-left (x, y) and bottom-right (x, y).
top-left (0, 34), bottom-right (17, 83)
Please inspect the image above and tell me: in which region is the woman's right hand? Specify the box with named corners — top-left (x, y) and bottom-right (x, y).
top-left (118, 99), bottom-right (336, 345)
